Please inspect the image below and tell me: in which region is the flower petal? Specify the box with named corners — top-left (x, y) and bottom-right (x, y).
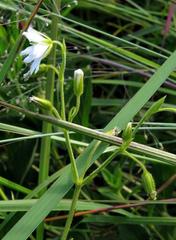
top-left (20, 46), bottom-right (33, 56)
top-left (23, 44), bottom-right (48, 64)
top-left (29, 58), bottom-right (41, 75)
top-left (23, 26), bottom-right (45, 43)
top-left (23, 54), bottom-right (35, 63)
top-left (32, 44), bottom-right (49, 59)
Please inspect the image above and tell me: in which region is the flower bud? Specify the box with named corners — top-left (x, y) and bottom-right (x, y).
top-left (142, 170), bottom-right (157, 200)
top-left (29, 96), bottom-right (53, 111)
top-left (122, 122), bottom-right (133, 142)
top-left (73, 69), bottom-right (84, 96)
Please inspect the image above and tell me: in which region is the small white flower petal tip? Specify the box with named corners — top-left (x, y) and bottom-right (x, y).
top-left (20, 26), bottom-right (53, 77)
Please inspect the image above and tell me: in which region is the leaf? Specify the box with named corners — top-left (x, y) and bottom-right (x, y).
top-left (0, 199), bottom-right (113, 212)
top-left (133, 96), bottom-right (166, 135)
top-left (101, 169), bottom-right (114, 188)
top-left (0, 177), bottom-right (31, 195)
top-left (82, 215), bottom-right (176, 225)
top-left (0, 26), bottom-right (8, 54)
top-left (113, 166), bottom-right (123, 191)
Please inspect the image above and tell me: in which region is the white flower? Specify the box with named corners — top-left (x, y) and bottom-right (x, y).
top-left (20, 26), bottom-right (53, 77)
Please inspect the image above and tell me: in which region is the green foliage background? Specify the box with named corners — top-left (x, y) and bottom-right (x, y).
top-left (0, 0), bottom-right (176, 239)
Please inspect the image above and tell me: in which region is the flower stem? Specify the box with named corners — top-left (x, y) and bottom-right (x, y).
top-left (59, 41), bottom-right (67, 120)
top-left (83, 148), bottom-right (120, 185)
top-left (61, 184), bottom-right (82, 240)
top-left (36, 1), bottom-right (61, 239)
top-left (69, 96), bottom-right (81, 122)
top-left (64, 130), bottom-right (79, 182)
top-left (122, 150), bottom-right (147, 171)
top-left (57, 37), bottom-right (81, 240)
top-left (57, 40), bottom-right (79, 183)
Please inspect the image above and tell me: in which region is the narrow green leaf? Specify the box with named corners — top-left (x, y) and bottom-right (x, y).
top-left (0, 177), bottom-right (31, 195)
top-left (133, 96), bottom-right (166, 135)
top-left (0, 200), bottom-right (111, 212)
top-left (1, 199), bottom-right (175, 212)
top-left (0, 36), bottom-right (23, 83)
top-left (82, 215), bottom-right (176, 225)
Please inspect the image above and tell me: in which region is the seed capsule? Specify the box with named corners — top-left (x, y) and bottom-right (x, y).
top-left (142, 170), bottom-right (157, 200)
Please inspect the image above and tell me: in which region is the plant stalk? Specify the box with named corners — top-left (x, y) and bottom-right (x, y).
top-left (57, 40), bottom-right (79, 182)
top-left (61, 184), bottom-right (82, 240)
top-left (36, 1), bottom-right (61, 239)
top-left (123, 150), bottom-right (147, 171)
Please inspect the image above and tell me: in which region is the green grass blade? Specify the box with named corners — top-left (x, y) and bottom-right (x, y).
top-left (0, 36), bottom-right (24, 83)
top-left (0, 123), bottom-right (37, 135)
top-left (0, 177), bottom-right (31, 195)
top-left (82, 215), bottom-right (176, 225)
top-left (1, 199), bottom-right (175, 212)
top-left (0, 200), bottom-right (113, 212)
